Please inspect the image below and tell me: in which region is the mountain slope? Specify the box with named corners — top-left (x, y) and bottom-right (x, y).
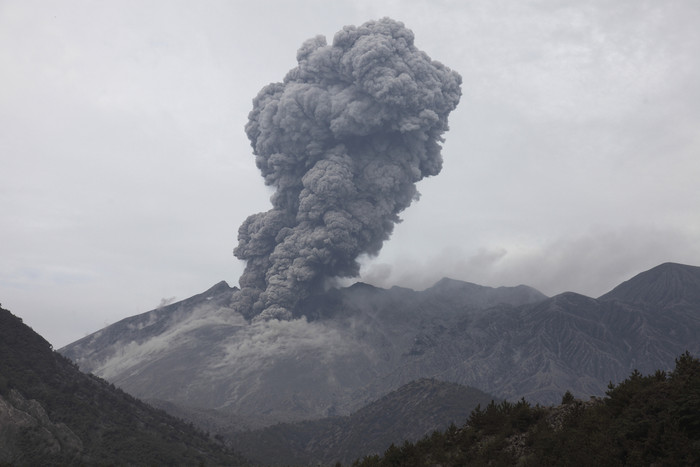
top-left (61, 279), bottom-right (545, 428)
top-left (0, 305), bottom-right (246, 466)
top-left (599, 262), bottom-right (700, 307)
top-left (229, 379), bottom-right (497, 466)
top-left (59, 263), bottom-right (700, 430)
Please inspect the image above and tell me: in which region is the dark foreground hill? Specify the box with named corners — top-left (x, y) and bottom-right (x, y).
top-left (60, 262), bottom-right (700, 433)
top-left (229, 379), bottom-right (497, 466)
top-left (0, 305), bottom-right (246, 466)
top-left (355, 353), bottom-right (700, 466)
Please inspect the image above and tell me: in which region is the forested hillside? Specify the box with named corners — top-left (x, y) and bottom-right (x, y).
top-left (353, 352), bottom-right (700, 466)
top-left (0, 305), bottom-right (247, 466)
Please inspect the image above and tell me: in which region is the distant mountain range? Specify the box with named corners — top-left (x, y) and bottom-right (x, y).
top-left (0, 305), bottom-right (246, 465)
top-left (60, 262), bottom-right (700, 436)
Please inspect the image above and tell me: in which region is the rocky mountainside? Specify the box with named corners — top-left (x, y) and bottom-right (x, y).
top-left (60, 262), bottom-right (700, 431)
top-left (60, 279), bottom-right (545, 429)
top-left (0, 305), bottom-right (246, 466)
top-left (228, 379), bottom-right (497, 466)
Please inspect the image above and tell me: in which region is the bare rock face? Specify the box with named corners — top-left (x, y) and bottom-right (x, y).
top-left (59, 263), bottom-right (700, 430)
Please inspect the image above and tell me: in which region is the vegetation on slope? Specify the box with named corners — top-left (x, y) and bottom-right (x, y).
top-left (229, 379), bottom-right (496, 465)
top-left (0, 305), bottom-right (247, 466)
top-left (353, 352), bottom-right (700, 466)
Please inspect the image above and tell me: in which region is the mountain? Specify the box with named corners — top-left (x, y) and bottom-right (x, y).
top-left (60, 279), bottom-right (545, 429)
top-left (59, 262), bottom-right (700, 432)
top-left (0, 305), bottom-right (246, 466)
top-left (228, 379), bottom-right (497, 466)
top-left (599, 262), bottom-right (700, 307)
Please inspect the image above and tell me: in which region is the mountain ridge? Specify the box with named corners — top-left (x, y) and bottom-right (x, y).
top-left (59, 262), bottom-right (700, 431)
top-left (599, 262), bottom-right (700, 307)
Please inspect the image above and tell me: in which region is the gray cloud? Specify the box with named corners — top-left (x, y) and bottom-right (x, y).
top-left (233, 18), bottom-right (461, 320)
top-left (358, 225), bottom-right (700, 298)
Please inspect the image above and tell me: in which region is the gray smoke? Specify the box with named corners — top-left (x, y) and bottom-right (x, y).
top-left (233, 18), bottom-right (461, 320)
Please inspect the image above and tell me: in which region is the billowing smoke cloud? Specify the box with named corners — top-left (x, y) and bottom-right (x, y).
top-left (233, 18), bottom-right (461, 320)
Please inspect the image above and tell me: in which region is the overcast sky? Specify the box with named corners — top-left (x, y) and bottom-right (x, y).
top-left (2, 0), bottom-right (699, 348)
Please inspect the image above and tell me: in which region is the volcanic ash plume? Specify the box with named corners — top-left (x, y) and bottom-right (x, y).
top-left (233, 18), bottom-right (462, 320)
